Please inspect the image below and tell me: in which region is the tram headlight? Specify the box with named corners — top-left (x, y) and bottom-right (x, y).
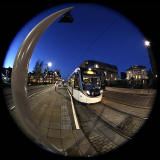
top-left (86, 90), bottom-right (90, 95)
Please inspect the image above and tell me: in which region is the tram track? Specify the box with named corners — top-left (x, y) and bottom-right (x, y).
top-left (87, 105), bottom-right (132, 139)
top-left (73, 94), bottom-right (150, 154)
top-left (85, 103), bottom-right (144, 138)
top-left (74, 100), bottom-right (131, 154)
top-left (100, 102), bottom-right (148, 120)
top-left (85, 101), bottom-right (147, 138)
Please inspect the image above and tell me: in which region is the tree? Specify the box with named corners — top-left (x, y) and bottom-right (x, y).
top-left (44, 68), bottom-right (48, 77)
top-left (121, 72), bottom-right (126, 80)
top-left (33, 60), bottom-right (44, 83)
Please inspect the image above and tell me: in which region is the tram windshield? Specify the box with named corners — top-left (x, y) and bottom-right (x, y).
top-left (82, 74), bottom-right (101, 90)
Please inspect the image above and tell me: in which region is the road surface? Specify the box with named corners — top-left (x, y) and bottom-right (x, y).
top-left (2, 85), bottom-right (156, 156)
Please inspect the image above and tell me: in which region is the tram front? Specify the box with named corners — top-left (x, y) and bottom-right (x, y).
top-left (80, 68), bottom-right (103, 104)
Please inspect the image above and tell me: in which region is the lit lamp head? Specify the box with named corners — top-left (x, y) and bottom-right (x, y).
top-left (144, 40), bottom-right (150, 48)
top-left (47, 62), bottom-right (52, 67)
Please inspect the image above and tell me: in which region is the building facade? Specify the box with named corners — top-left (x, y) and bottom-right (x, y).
top-left (126, 65), bottom-right (148, 80)
top-left (28, 70), bottom-right (62, 84)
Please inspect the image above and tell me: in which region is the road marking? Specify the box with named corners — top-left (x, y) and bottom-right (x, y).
top-left (67, 89), bottom-right (80, 129)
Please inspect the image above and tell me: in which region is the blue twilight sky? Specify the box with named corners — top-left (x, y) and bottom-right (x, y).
top-left (3, 3), bottom-right (151, 80)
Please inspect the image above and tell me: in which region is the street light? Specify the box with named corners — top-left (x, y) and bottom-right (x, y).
top-left (144, 40), bottom-right (150, 47)
top-left (11, 6), bottom-right (74, 154)
top-left (47, 62), bottom-right (52, 67)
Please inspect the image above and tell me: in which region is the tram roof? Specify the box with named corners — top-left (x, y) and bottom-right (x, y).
top-left (126, 65), bottom-right (146, 71)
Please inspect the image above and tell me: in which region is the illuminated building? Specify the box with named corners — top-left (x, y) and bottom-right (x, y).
top-left (126, 65), bottom-right (148, 80)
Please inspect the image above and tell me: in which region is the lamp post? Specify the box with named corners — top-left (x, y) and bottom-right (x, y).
top-left (47, 62), bottom-right (52, 83)
top-left (144, 40), bottom-right (158, 89)
top-left (11, 6), bottom-right (74, 154)
top-left (44, 62), bottom-right (52, 83)
top-left (144, 40), bottom-right (157, 77)
top-left (144, 40), bottom-right (150, 48)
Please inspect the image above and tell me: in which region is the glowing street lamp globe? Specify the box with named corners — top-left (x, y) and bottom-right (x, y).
top-left (47, 62), bottom-right (52, 67)
top-left (144, 40), bottom-right (150, 47)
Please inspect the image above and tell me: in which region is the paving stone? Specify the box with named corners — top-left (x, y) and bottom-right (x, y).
top-left (32, 109), bottom-right (45, 119)
top-left (33, 117), bottom-right (41, 125)
top-left (40, 127), bottom-right (48, 136)
top-left (61, 130), bottom-right (73, 138)
top-left (72, 130), bottom-right (89, 145)
top-left (41, 115), bottom-right (51, 122)
top-left (48, 129), bottom-right (61, 138)
top-left (49, 122), bottom-right (61, 129)
top-left (39, 120), bottom-right (50, 128)
top-left (50, 112), bottom-right (61, 122)
top-left (61, 102), bottom-right (72, 130)
top-left (72, 130), bottom-right (84, 137)
top-left (78, 143), bottom-right (97, 156)
top-left (66, 146), bottom-right (82, 157)
top-left (51, 107), bottom-right (60, 112)
top-left (62, 137), bottom-right (76, 150)
top-left (47, 137), bottom-right (63, 149)
top-left (44, 111), bottom-right (52, 118)
top-left (61, 123), bottom-right (72, 130)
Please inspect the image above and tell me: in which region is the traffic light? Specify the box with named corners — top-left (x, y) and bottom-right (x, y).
top-left (58, 12), bottom-right (74, 23)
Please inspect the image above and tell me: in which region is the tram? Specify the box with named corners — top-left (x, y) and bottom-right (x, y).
top-left (67, 67), bottom-right (103, 104)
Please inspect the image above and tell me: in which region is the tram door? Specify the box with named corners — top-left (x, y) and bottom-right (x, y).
top-left (73, 73), bottom-right (80, 101)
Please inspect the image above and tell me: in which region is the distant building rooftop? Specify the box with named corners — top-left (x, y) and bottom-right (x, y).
top-left (126, 65), bottom-right (146, 71)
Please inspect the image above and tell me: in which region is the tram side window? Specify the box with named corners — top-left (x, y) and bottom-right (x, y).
top-left (74, 73), bottom-right (80, 90)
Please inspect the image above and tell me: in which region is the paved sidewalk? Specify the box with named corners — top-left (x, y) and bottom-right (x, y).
top-left (30, 87), bottom-right (96, 156)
